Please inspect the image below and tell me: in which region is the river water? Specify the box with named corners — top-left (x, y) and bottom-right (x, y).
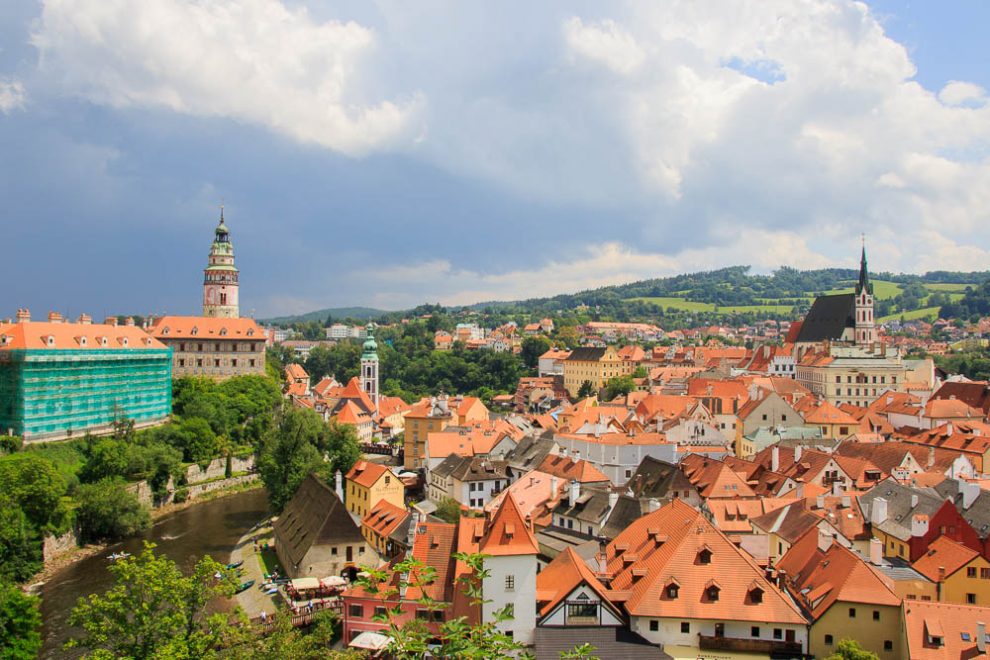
top-left (39, 488), bottom-right (271, 658)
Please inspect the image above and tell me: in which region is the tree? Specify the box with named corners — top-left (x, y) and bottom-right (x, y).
top-left (520, 336), bottom-right (551, 369)
top-left (0, 495), bottom-right (42, 582)
top-left (0, 581), bottom-right (42, 660)
top-left (257, 407), bottom-right (347, 513)
top-left (434, 497), bottom-right (464, 524)
top-left (577, 380), bottom-right (596, 399)
top-left (603, 375), bottom-right (636, 402)
top-left (66, 543), bottom-right (239, 659)
top-left (824, 639), bottom-right (880, 660)
top-left (0, 453), bottom-right (68, 529)
top-left (80, 438), bottom-right (130, 483)
top-left (75, 478), bottom-right (151, 543)
top-left (358, 552), bottom-right (522, 659)
top-left (560, 643), bottom-right (599, 659)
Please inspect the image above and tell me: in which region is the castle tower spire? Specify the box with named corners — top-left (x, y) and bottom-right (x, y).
top-left (854, 237), bottom-right (875, 346)
top-left (202, 207), bottom-right (240, 318)
top-left (360, 323), bottom-right (379, 409)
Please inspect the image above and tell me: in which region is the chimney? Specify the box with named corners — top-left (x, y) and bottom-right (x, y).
top-left (608, 490), bottom-right (619, 513)
top-left (47, 311), bottom-right (63, 323)
top-left (927, 446), bottom-right (936, 469)
top-left (842, 495), bottom-right (851, 509)
top-left (574, 450), bottom-right (581, 462)
top-left (438, 393), bottom-right (449, 414)
top-left (335, 470), bottom-right (344, 502)
top-left (648, 498), bottom-right (659, 513)
top-left (15, 308), bottom-right (30, 323)
top-left (796, 482), bottom-right (805, 499)
top-left (911, 493), bottom-right (919, 509)
top-left (947, 422), bottom-right (954, 436)
top-left (869, 538), bottom-right (883, 566)
top-left (550, 475), bottom-right (559, 498)
top-left (871, 497), bottom-right (888, 525)
top-left (104, 316), bottom-right (118, 326)
top-left (911, 514), bottom-right (930, 538)
top-left (794, 445), bottom-right (803, 462)
top-left (77, 313), bottom-right (92, 325)
top-left (569, 479), bottom-right (580, 504)
top-left (560, 447), bottom-right (568, 458)
top-left (832, 480), bottom-right (842, 497)
top-left (771, 446), bottom-right (780, 473)
top-left (817, 527), bottom-right (833, 552)
top-left (816, 495), bottom-right (825, 510)
top-left (124, 317), bottom-right (135, 327)
top-left (978, 622), bottom-right (986, 653)
top-left (962, 480), bottom-right (981, 509)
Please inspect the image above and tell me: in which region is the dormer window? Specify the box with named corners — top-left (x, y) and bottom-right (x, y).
top-left (220, 327), bottom-right (228, 336)
top-left (698, 547), bottom-right (713, 565)
top-left (121, 337), bottom-right (129, 347)
top-left (665, 578), bottom-right (680, 599)
top-left (706, 581), bottom-right (721, 602)
top-left (99, 336), bottom-right (108, 346)
top-left (46, 335), bottom-right (55, 347)
top-left (247, 329), bottom-right (255, 337)
top-left (79, 336), bottom-right (87, 347)
top-left (161, 327), bottom-right (169, 335)
top-left (191, 327), bottom-right (198, 336)
top-left (749, 585), bottom-right (764, 604)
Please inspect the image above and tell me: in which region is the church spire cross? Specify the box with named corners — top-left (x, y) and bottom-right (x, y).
top-left (856, 236), bottom-right (872, 296)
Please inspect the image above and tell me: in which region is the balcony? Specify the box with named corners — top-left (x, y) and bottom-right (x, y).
top-left (699, 634), bottom-right (803, 656)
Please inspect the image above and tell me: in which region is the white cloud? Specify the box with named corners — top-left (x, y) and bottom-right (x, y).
top-left (563, 17), bottom-right (645, 75)
top-left (31, 0), bottom-right (422, 156)
top-left (0, 79), bottom-right (26, 113)
top-left (939, 81), bottom-right (987, 107)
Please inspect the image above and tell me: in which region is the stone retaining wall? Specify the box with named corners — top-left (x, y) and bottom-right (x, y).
top-left (185, 456), bottom-right (255, 485)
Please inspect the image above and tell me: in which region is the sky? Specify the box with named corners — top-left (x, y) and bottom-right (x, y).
top-left (1, 1), bottom-right (988, 318)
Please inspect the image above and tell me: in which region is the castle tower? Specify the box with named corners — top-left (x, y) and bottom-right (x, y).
top-left (360, 323), bottom-right (379, 409)
top-left (202, 207), bottom-right (240, 318)
top-left (854, 240), bottom-right (875, 346)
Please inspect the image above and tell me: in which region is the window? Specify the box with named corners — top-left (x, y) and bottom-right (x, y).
top-left (349, 604), bottom-right (364, 618)
top-left (698, 548), bottom-right (712, 564)
top-left (751, 626), bottom-right (760, 637)
top-left (773, 628), bottom-right (782, 640)
top-left (981, 568), bottom-right (990, 579)
top-left (706, 586), bottom-right (720, 602)
top-left (374, 606), bottom-right (387, 618)
top-left (825, 634), bottom-right (834, 645)
top-left (331, 547), bottom-right (338, 556)
top-left (873, 610), bottom-right (880, 621)
top-left (649, 620), bottom-right (659, 632)
top-left (968, 593), bottom-right (977, 604)
top-left (666, 584), bottom-right (679, 599)
top-left (416, 610), bottom-right (430, 621)
top-left (884, 641), bottom-right (893, 651)
top-left (505, 575), bottom-right (515, 591)
top-left (567, 602), bottom-right (597, 619)
top-left (681, 622), bottom-right (690, 633)
top-left (968, 567), bottom-right (977, 578)
top-left (849, 607), bottom-right (856, 618)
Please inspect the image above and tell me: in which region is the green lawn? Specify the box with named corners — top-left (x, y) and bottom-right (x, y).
top-left (258, 545), bottom-right (283, 577)
top-left (626, 297), bottom-right (715, 312)
top-left (926, 283), bottom-right (971, 292)
top-left (823, 280), bottom-right (903, 300)
top-left (878, 306), bottom-right (940, 323)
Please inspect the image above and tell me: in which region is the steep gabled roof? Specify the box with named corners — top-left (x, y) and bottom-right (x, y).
top-left (536, 547), bottom-right (615, 617)
top-left (346, 460), bottom-right (392, 489)
top-left (537, 454), bottom-right (609, 483)
top-left (912, 536), bottom-right (979, 582)
top-left (479, 493), bottom-right (539, 556)
top-left (902, 600), bottom-right (990, 659)
top-left (794, 294), bottom-right (855, 343)
top-left (273, 474), bottom-right (364, 570)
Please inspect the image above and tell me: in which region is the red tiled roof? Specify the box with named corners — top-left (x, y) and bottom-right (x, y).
top-left (149, 315), bottom-right (263, 340)
top-left (346, 460), bottom-right (391, 489)
top-left (479, 493), bottom-right (539, 557)
top-left (0, 320), bottom-right (166, 350)
top-left (912, 536), bottom-right (979, 582)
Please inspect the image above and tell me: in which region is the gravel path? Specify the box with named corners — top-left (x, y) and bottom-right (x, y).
top-left (231, 522), bottom-right (282, 619)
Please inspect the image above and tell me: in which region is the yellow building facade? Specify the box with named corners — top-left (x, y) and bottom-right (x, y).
top-left (344, 460), bottom-right (405, 519)
top-left (809, 602), bottom-right (902, 659)
top-left (562, 346), bottom-right (630, 398)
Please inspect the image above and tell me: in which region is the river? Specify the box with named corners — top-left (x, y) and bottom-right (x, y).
top-left (39, 488), bottom-right (271, 658)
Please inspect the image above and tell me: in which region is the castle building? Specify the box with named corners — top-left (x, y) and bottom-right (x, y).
top-left (360, 324), bottom-right (379, 408)
top-left (0, 310), bottom-right (172, 443)
top-left (149, 209), bottom-right (264, 379)
top-left (202, 208), bottom-right (239, 318)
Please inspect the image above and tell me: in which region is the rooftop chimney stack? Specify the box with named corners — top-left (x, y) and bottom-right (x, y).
top-left (125, 317), bottom-right (135, 327)
top-left (794, 445), bottom-right (803, 462)
top-left (47, 311), bottom-right (63, 323)
top-left (569, 479), bottom-right (580, 505)
top-left (978, 622), bottom-right (986, 653)
top-left (771, 446), bottom-right (780, 473)
top-left (608, 490), bottom-right (619, 513)
top-left (816, 495), bottom-right (825, 510)
top-left (15, 308), bottom-right (30, 323)
top-left (871, 497), bottom-right (888, 525)
top-left (335, 470), bottom-right (344, 502)
top-left (869, 538), bottom-right (883, 566)
top-left (817, 528), bottom-right (833, 552)
top-left (105, 316), bottom-right (118, 326)
top-left (77, 313), bottom-right (92, 325)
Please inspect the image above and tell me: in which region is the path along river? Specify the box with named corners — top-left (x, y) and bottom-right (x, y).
top-left (39, 488), bottom-right (271, 658)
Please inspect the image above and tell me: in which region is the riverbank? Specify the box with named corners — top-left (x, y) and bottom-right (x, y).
top-left (28, 480), bottom-right (265, 589)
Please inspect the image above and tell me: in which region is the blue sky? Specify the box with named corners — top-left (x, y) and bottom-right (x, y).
top-left (1, 1), bottom-right (988, 318)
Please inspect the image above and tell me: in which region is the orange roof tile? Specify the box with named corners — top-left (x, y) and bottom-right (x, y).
top-left (345, 460), bottom-right (392, 489)
top-left (149, 315), bottom-right (263, 340)
top-left (479, 493), bottom-right (539, 556)
top-left (536, 547), bottom-right (615, 617)
top-left (902, 600), bottom-right (990, 659)
top-left (0, 320), bottom-right (166, 350)
top-left (912, 536), bottom-right (980, 582)
top-left (536, 454), bottom-right (610, 484)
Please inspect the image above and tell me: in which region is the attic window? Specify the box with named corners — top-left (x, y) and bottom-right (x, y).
top-left (698, 548), bottom-right (713, 565)
top-left (666, 583), bottom-right (679, 599)
top-left (706, 584), bottom-right (721, 602)
top-left (121, 337), bottom-right (129, 347)
top-left (749, 586), bottom-right (764, 604)
top-left (247, 328), bottom-right (255, 336)
top-left (220, 327), bottom-right (228, 336)
top-left (191, 327), bottom-right (198, 336)
top-left (100, 336), bottom-right (108, 346)
top-left (46, 335), bottom-right (55, 347)
top-left (79, 336), bottom-right (87, 347)
top-left (161, 327), bottom-right (169, 335)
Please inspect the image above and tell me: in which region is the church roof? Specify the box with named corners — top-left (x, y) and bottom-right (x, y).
top-left (794, 294), bottom-right (855, 343)
top-left (273, 474), bottom-right (364, 571)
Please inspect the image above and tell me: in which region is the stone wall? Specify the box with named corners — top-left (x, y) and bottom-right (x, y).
top-left (184, 455), bottom-right (255, 485)
top-left (43, 528), bottom-right (79, 562)
top-left (187, 473), bottom-right (259, 499)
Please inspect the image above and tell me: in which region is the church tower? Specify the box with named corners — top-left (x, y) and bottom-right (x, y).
top-left (202, 208), bottom-right (240, 318)
top-left (360, 323), bottom-right (379, 408)
top-left (854, 240), bottom-right (875, 346)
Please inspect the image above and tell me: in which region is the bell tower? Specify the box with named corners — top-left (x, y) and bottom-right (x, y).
top-left (854, 237), bottom-right (875, 346)
top-left (360, 323), bottom-right (379, 409)
top-left (203, 207), bottom-right (240, 318)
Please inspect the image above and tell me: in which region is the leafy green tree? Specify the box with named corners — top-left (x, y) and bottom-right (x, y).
top-left (520, 336), bottom-right (551, 369)
top-left (80, 438), bottom-right (130, 483)
top-left (66, 543), bottom-right (239, 659)
top-left (0, 581), bottom-right (42, 659)
top-left (0, 453), bottom-right (68, 529)
top-left (257, 407), bottom-right (359, 512)
top-left (603, 375), bottom-right (636, 402)
top-left (434, 497), bottom-right (464, 524)
top-left (75, 478), bottom-right (150, 543)
top-left (577, 380), bottom-right (596, 399)
top-left (0, 436), bottom-right (22, 454)
top-left (0, 495), bottom-right (42, 582)
top-left (824, 639), bottom-right (880, 660)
